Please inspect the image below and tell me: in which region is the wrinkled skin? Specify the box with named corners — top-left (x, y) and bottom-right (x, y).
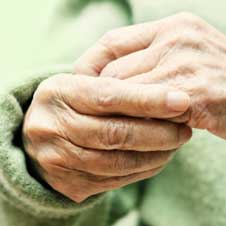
top-left (75, 12), bottom-right (226, 139)
top-left (23, 74), bottom-right (191, 202)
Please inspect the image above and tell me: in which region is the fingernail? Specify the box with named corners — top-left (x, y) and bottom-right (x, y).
top-left (167, 91), bottom-right (190, 112)
top-left (179, 125), bottom-right (192, 144)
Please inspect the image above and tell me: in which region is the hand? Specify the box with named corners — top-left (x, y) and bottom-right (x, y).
top-left (74, 12), bottom-right (226, 139)
top-left (23, 74), bottom-right (191, 202)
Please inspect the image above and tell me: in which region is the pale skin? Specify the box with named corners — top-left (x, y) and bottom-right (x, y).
top-left (75, 12), bottom-right (226, 139)
top-left (23, 74), bottom-right (191, 203)
top-left (23, 12), bottom-right (226, 203)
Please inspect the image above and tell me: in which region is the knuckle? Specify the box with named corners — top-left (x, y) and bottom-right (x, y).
top-left (181, 33), bottom-right (205, 49)
top-left (107, 152), bottom-right (143, 175)
top-left (35, 79), bottom-right (55, 102)
top-left (34, 74), bottom-right (68, 103)
top-left (176, 12), bottom-right (205, 30)
top-left (95, 92), bottom-right (115, 108)
top-left (99, 119), bottom-right (131, 149)
top-left (135, 87), bottom-right (154, 115)
top-left (112, 153), bottom-right (128, 172)
top-left (94, 80), bottom-right (119, 109)
top-left (24, 123), bottom-right (42, 143)
top-left (125, 152), bottom-right (142, 170)
top-left (166, 31), bottom-right (205, 51)
top-left (162, 35), bottom-right (181, 49)
top-left (23, 123), bottom-right (39, 142)
top-left (100, 28), bottom-right (123, 58)
top-left (173, 33), bottom-right (188, 44)
top-left (101, 29), bottom-right (119, 46)
top-left (24, 116), bottom-right (58, 144)
top-left (37, 149), bottom-right (68, 174)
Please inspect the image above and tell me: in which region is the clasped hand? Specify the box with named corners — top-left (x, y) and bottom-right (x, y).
top-left (23, 12), bottom-right (226, 202)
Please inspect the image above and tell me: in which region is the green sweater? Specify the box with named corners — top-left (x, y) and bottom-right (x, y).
top-left (2, 1), bottom-right (226, 226)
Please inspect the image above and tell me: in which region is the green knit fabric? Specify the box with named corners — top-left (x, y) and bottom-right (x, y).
top-left (1, 1), bottom-right (226, 226)
top-left (140, 130), bottom-right (226, 226)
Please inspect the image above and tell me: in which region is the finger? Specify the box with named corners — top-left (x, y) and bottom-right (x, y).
top-left (80, 166), bottom-right (163, 202)
top-left (125, 68), bottom-right (194, 123)
top-left (46, 139), bottom-right (175, 176)
top-left (42, 165), bottom-right (163, 203)
top-left (56, 74), bottom-right (190, 118)
top-left (73, 21), bottom-right (160, 75)
top-left (76, 150), bottom-right (174, 176)
top-left (100, 166), bottom-right (163, 189)
top-left (58, 108), bottom-right (192, 151)
top-left (125, 64), bottom-right (180, 84)
top-left (124, 48), bottom-right (207, 85)
top-left (100, 42), bottom-right (166, 79)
